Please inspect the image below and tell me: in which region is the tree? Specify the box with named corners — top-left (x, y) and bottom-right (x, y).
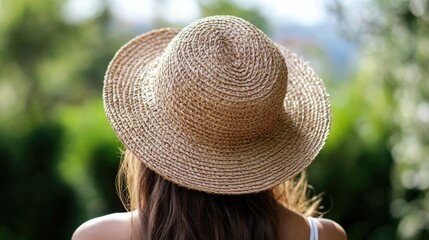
top-left (329, 0), bottom-right (429, 239)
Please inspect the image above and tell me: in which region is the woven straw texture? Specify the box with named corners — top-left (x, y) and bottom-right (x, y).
top-left (103, 16), bottom-right (331, 194)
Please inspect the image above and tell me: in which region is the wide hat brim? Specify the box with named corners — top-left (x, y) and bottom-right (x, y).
top-left (103, 28), bottom-right (331, 194)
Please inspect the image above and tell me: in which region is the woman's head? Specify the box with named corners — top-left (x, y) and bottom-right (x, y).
top-left (117, 148), bottom-right (323, 239)
top-left (117, 148), bottom-right (279, 240)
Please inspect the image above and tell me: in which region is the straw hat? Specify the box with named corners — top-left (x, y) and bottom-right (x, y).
top-left (103, 15), bottom-right (331, 194)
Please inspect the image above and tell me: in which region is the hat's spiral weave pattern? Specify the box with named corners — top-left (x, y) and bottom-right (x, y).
top-left (157, 17), bottom-right (288, 145)
top-left (103, 16), bottom-right (331, 194)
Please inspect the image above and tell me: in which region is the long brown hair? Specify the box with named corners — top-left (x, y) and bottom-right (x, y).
top-left (117, 149), bottom-right (323, 240)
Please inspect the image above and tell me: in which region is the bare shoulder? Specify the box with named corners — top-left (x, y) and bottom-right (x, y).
top-left (317, 218), bottom-right (347, 240)
top-left (72, 212), bottom-right (138, 240)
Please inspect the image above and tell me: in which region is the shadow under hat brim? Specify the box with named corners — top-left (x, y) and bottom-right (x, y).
top-left (103, 28), bottom-right (331, 194)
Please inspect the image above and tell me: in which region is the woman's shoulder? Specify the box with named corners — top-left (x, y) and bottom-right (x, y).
top-left (315, 218), bottom-right (347, 240)
top-left (72, 212), bottom-right (138, 240)
top-left (277, 205), bottom-right (347, 240)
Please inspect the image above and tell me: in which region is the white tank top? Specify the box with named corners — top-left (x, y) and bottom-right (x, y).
top-left (308, 217), bottom-right (319, 240)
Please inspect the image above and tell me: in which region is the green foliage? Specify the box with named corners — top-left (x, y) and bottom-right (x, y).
top-left (309, 56), bottom-right (396, 239)
top-left (0, 122), bottom-right (79, 239)
top-left (0, 0), bottom-right (123, 238)
top-left (370, 1), bottom-right (429, 239)
top-left (329, 0), bottom-right (429, 238)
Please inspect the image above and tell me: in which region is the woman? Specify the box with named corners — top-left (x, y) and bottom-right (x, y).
top-left (73, 15), bottom-right (346, 240)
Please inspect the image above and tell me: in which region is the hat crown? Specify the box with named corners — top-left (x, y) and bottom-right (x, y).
top-left (156, 16), bottom-right (288, 144)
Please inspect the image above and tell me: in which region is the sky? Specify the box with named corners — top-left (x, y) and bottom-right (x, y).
top-left (62, 0), bottom-right (364, 26)
top-left (107, 0), bottom-right (326, 26)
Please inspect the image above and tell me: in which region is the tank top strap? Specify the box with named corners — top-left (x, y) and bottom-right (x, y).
top-left (307, 217), bottom-right (319, 240)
